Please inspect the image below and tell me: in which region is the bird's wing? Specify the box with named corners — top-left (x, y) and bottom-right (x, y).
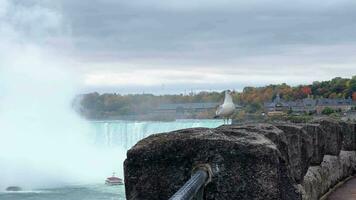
top-left (216, 105), bottom-right (224, 116)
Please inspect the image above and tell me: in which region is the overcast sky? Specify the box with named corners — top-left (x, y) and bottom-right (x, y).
top-left (2, 0), bottom-right (356, 94)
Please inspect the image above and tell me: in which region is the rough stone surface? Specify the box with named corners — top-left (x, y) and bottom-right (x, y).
top-left (222, 124), bottom-right (289, 165)
top-left (301, 124), bottom-right (326, 166)
top-left (124, 119), bottom-right (356, 200)
top-left (312, 119), bottom-right (342, 156)
top-left (274, 123), bottom-right (313, 183)
top-left (339, 122), bottom-right (356, 151)
top-left (124, 126), bottom-right (299, 200)
top-left (301, 151), bottom-right (356, 200)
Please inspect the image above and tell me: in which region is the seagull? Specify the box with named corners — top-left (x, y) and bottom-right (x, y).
top-left (214, 90), bottom-right (236, 124)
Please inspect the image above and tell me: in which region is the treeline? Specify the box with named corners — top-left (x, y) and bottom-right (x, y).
top-left (241, 76), bottom-right (356, 103)
top-left (77, 76), bottom-right (356, 119)
top-left (77, 91), bottom-right (225, 119)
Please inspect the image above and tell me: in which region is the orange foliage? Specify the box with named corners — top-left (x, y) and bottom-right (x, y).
top-left (301, 86), bottom-right (312, 95)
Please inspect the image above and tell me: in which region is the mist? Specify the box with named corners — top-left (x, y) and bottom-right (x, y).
top-left (0, 0), bottom-right (125, 191)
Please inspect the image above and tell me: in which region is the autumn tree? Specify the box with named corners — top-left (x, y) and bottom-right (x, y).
top-left (301, 86), bottom-right (312, 96)
top-left (77, 75), bottom-right (356, 119)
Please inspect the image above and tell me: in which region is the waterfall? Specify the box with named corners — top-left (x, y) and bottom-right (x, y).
top-left (0, 119), bottom-right (222, 191)
top-left (81, 119), bottom-right (224, 182)
top-left (89, 119), bottom-right (224, 151)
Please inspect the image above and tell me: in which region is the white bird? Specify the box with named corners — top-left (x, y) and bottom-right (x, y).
top-left (214, 90), bottom-right (236, 124)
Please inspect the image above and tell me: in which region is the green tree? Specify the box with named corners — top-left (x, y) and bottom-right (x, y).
top-left (245, 102), bottom-right (262, 113)
top-left (322, 107), bottom-right (335, 115)
top-left (350, 76), bottom-right (356, 92)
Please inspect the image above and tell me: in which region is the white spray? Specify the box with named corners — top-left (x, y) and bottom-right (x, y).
top-left (0, 0), bottom-right (125, 190)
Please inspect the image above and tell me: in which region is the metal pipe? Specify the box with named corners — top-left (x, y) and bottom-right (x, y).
top-left (169, 169), bottom-right (208, 200)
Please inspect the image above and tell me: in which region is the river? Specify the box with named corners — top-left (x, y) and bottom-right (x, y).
top-left (0, 119), bottom-right (223, 200)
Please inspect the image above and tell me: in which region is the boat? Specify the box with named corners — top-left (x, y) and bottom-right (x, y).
top-left (6, 186), bottom-right (22, 191)
top-left (105, 173), bottom-right (123, 185)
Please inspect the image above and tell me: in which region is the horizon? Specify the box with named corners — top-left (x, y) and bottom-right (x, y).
top-left (80, 75), bottom-right (356, 95)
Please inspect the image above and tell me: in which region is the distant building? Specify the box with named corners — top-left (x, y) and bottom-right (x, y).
top-left (288, 98), bottom-right (318, 113)
top-left (154, 102), bottom-right (241, 117)
top-left (302, 98), bottom-right (318, 113)
top-left (264, 95), bottom-right (354, 115)
top-left (154, 102), bottom-right (220, 115)
top-left (264, 94), bottom-right (290, 115)
top-left (315, 98), bottom-right (353, 114)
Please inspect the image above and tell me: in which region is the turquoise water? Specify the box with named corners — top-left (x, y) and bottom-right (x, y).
top-left (90, 119), bottom-right (224, 149)
top-left (0, 185), bottom-right (125, 200)
top-left (0, 119), bottom-right (223, 200)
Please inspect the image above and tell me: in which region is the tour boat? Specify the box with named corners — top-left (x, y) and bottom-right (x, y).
top-left (105, 173), bottom-right (123, 185)
top-left (6, 186), bottom-right (22, 191)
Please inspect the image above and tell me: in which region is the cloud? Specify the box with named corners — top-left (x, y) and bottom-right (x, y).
top-left (58, 0), bottom-right (356, 63)
top-left (4, 0), bottom-right (356, 93)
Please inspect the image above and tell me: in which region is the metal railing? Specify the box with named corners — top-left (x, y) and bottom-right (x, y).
top-left (169, 164), bottom-right (212, 200)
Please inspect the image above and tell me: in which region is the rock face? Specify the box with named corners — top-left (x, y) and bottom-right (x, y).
top-left (124, 119), bottom-right (356, 200)
top-left (273, 123), bottom-right (313, 184)
top-left (301, 124), bottom-right (326, 166)
top-left (224, 124), bottom-right (289, 164)
top-left (312, 119), bottom-right (342, 155)
top-left (301, 151), bottom-right (356, 200)
top-left (339, 122), bottom-right (356, 151)
top-left (124, 126), bottom-right (299, 200)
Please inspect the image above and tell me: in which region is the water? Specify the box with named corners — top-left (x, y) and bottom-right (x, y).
top-left (0, 1), bottom-right (225, 199)
top-left (0, 119), bottom-right (223, 200)
top-left (0, 185), bottom-right (126, 200)
top-left (90, 119), bottom-right (224, 150)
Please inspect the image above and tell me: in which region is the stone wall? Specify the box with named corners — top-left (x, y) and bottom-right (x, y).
top-left (124, 119), bottom-right (356, 200)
